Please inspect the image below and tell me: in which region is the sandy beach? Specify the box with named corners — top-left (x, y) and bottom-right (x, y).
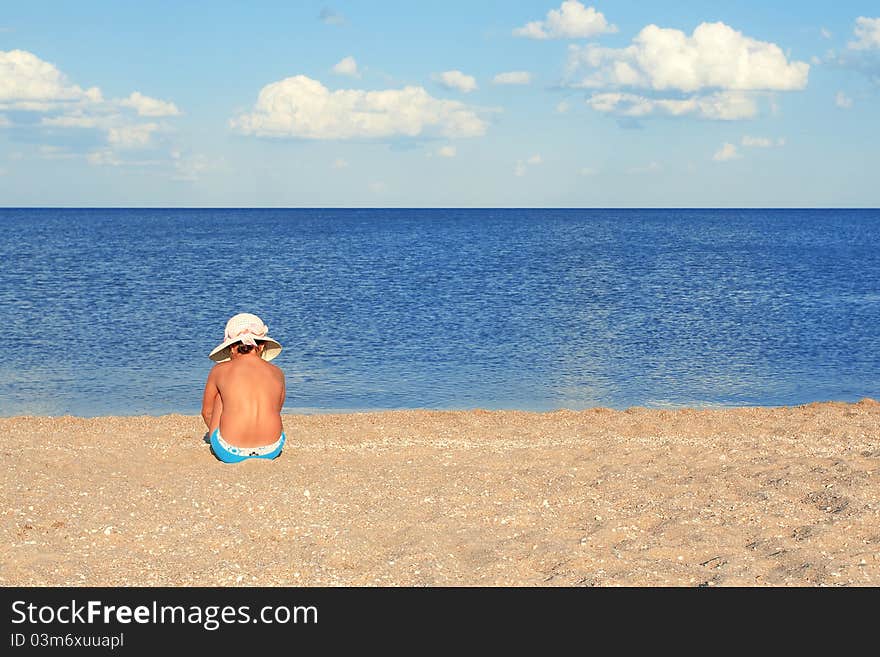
top-left (2, 400), bottom-right (879, 587)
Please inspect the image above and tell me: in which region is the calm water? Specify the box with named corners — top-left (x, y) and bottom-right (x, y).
top-left (1, 208), bottom-right (878, 416)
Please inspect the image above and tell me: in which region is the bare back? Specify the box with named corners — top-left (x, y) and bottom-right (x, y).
top-left (205, 356), bottom-right (285, 447)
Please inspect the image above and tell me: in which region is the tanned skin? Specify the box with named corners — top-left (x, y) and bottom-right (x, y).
top-left (201, 343), bottom-right (286, 447)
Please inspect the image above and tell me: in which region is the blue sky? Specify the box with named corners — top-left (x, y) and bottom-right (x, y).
top-left (1, 1), bottom-right (878, 207)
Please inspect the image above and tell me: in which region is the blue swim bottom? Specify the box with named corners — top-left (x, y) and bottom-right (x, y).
top-left (209, 428), bottom-right (286, 463)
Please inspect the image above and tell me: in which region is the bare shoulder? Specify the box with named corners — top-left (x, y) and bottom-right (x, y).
top-left (267, 361), bottom-right (285, 379)
top-left (209, 360), bottom-right (232, 379)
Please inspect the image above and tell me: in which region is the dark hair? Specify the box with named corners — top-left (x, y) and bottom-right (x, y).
top-left (233, 340), bottom-right (264, 355)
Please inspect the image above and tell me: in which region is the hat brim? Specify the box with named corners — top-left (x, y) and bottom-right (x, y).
top-left (209, 337), bottom-right (282, 363)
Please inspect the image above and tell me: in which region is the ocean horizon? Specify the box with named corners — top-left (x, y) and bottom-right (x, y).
top-left (2, 207), bottom-right (878, 417)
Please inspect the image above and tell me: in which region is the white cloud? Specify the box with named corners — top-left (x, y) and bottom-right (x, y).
top-left (712, 142), bottom-right (740, 162)
top-left (556, 100), bottom-right (571, 113)
top-left (835, 91), bottom-right (854, 108)
top-left (586, 90), bottom-right (758, 120)
top-left (0, 114), bottom-right (10, 127)
top-left (332, 157), bottom-right (349, 168)
top-left (567, 22), bottom-right (809, 92)
top-left (579, 167), bottom-right (599, 176)
top-left (231, 75), bottom-right (487, 139)
top-left (848, 17), bottom-right (880, 50)
top-left (369, 181), bottom-right (387, 194)
top-left (433, 70), bottom-right (477, 93)
top-left (514, 161), bottom-right (527, 177)
top-left (492, 71), bottom-right (532, 85)
top-left (332, 56), bottom-right (359, 78)
top-left (820, 27), bottom-right (832, 40)
top-left (826, 20), bottom-right (880, 84)
top-left (527, 154), bottom-right (543, 165)
top-left (107, 122), bottom-right (160, 149)
top-left (0, 48), bottom-right (182, 169)
top-left (0, 49), bottom-right (102, 108)
top-left (437, 145), bottom-right (457, 158)
top-left (119, 91), bottom-right (181, 117)
top-left (571, 22), bottom-right (808, 123)
top-left (514, 1), bottom-right (616, 40)
top-left (0, 51), bottom-right (182, 130)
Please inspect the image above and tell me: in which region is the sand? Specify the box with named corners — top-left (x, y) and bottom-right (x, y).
top-left (1, 400), bottom-right (879, 587)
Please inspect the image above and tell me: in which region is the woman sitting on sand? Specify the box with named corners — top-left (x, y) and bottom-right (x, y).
top-left (201, 313), bottom-right (287, 463)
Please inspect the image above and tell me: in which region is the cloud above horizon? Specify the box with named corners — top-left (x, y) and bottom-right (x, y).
top-left (231, 75), bottom-right (488, 140)
top-left (568, 22), bottom-right (809, 92)
top-left (713, 142), bottom-right (740, 161)
top-left (835, 90), bottom-right (854, 108)
top-left (825, 17), bottom-right (880, 87)
top-left (433, 70), bottom-right (478, 93)
top-left (0, 49), bottom-right (102, 109)
top-left (492, 71), bottom-right (532, 85)
top-left (568, 21), bottom-right (808, 121)
top-left (107, 122), bottom-right (161, 149)
top-left (332, 56), bottom-right (359, 78)
top-left (847, 17), bottom-right (880, 50)
top-left (0, 48), bottom-right (181, 166)
top-left (514, 1), bottom-right (616, 40)
top-left (586, 90), bottom-right (759, 120)
top-left (119, 91), bottom-right (181, 117)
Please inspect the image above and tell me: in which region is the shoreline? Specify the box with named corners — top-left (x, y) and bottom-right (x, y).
top-left (2, 399), bottom-right (878, 586)
top-left (4, 396), bottom-right (878, 419)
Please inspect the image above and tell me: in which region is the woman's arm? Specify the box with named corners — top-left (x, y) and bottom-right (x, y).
top-left (201, 368), bottom-right (220, 429)
top-left (279, 373), bottom-right (286, 411)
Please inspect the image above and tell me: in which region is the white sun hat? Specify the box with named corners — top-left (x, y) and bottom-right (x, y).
top-left (209, 313), bottom-right (283, 362)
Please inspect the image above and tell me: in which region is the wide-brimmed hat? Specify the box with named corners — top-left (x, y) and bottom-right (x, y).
top-left (209, 313), bottom-right (282, 362)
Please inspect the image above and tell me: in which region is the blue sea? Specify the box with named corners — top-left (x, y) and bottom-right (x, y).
top-left (0, 208), bottom-right (878, 416)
